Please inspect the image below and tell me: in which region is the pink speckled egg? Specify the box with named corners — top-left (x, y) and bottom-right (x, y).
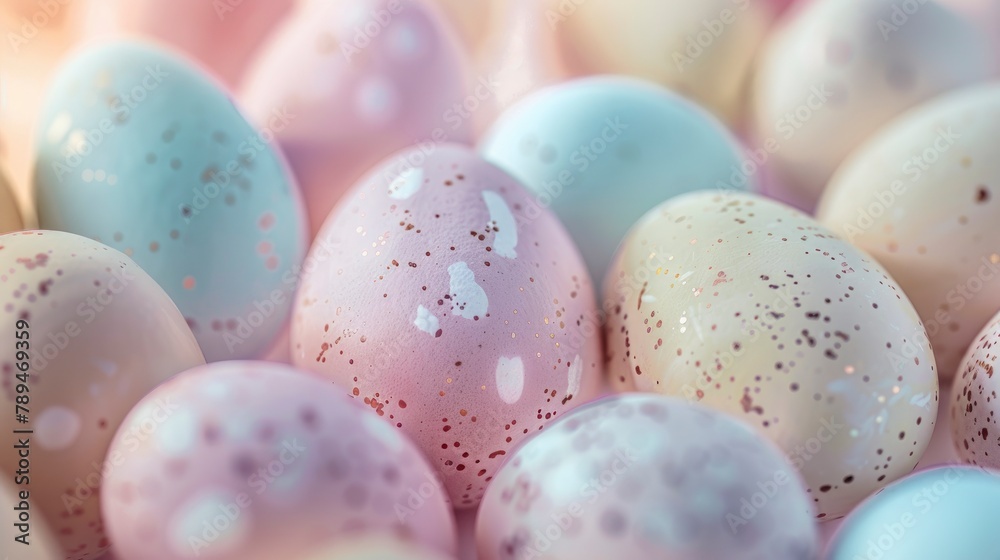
top-left (1, 476), bottom-right (61, 560)
top-left (604, 192), bottom-right (939, 520)
top-left (0, 231), bottom-right (205, 559)
top-left (240, 0), bottom-right (473, 238)
top-left (291, 144), bottom-right (603, 508)
top-left (299, 535), bottom-right (455, 560)
top-left (477, 393), bottom-right (819, 560)
top-left (101, 361), bottom-right (456, 560)
top-left (951, 309), bottom-right (1000, 466)
top-left (82, 0), bottom-right (295, 85)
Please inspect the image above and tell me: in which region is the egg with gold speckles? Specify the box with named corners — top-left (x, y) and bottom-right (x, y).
top-left (291, 143), bottom-right (603, 508)
top-left (0, 231), bottom-right (205, 560)
top-left (102, 361), bottom-right (457, 560)
top-left (751, 0), bottom-right (994, 211)
top-left (818, 83), bottom-right (1000, 381)
top-left (240, 0), bottom-right (473, 239)
top-left (32, 40), bottom-right (308, 362)
top-left (477, 394), bottom-right (819, 560)
top-left (0, 163), bottom-right (23, 234)
top-left (951, 309), bottom-right (1000, 466)
top-left (604, 192), bottom-right (938, 520)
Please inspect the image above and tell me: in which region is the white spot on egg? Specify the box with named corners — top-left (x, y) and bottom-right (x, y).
top-left (448, 261), bottom-right (488, 319)
top-left (495, 356), bottom-right (525, 404)
top-left (95, 359), bottom-right (118, 377)
top-left (482, 190), bottom-right (518, 259)
top-left (156, 407), bottom-right (198, 456)
top-left (388, 168), bottom-right (424, 200)
top-left (36, 406), bottom-right (82, 450)
top-left (169, 491), bottom-right (249, 557)
top-left (355, 76), bottom-right (399, 125)
top-left (567, 355), bottom-right (582, 397)
top-left (66, 129), bottom-right (88, 156)
top-left (82, 169), bottom-right (94, 183)
top-left (389, 22), bottom-right (423, 59)
top-left (47, 112), bottom-right (72, 144)
top-left (413, 304), bottom-right (440, 336)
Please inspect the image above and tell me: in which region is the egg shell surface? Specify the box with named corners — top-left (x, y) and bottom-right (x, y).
top-left (604, 191), bottom-right (938, 519)
top-left (33, 40), bottom-right (308, 362)
top-left (291, 143), bottom-right (603, 508)
top-left (950, 309), bottom-right (1000, 467)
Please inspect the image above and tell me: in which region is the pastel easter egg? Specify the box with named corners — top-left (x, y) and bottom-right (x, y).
top-left (0, 162), bottom-right (23, 233)
top-left (291, 144), bottom-right (603, 508)
top-left (951, 309), bottom-right (1000, 466)
top-left (1, 476), bottom-right (61, 560)
top-left (604, 192), bottom-right (938, 519)
top-left (0, 230), bottom-right (205, 559)
top-left (825, 466), bottom-right (1000, 559)
top-left (101, 361), bottom-right (457, 560)
top-left (547, 0), bottom-right (776, 124)
top-left (817, 84), bottom-right (1000, 380)
top-left (298, 535), bottom-right (455, 560)
top-left (751, 0), bottom-right (993, 210)
top-left (240, 0), bottom-right (472, 239)
top-left (478, 394), bottom-right (819, 559)
top-left (82, 0), bottom-right (296, 85)
top-left (33, 40), bottom-right (308, 362)
top-left (480, 76), bottom-right (754, 285)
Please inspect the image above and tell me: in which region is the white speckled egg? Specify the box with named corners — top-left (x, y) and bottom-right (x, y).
top-left (480, 76), bottom-right (755, 284)
top-left (33, 40), bottom-right (308, 362)
top-left (0, 163), bottom-right (23, 234)
top-left (102, 361), bottom-right (457, 560)
top-left (751, 0), bottom-right (993, 210)
top-left (818, 83), bottom-right (1000, 380)
top-left (291, 144), bottom-right (603, 508)
top-left (240, 0), bottom-right (472, 239)
top-left (299, 535), bottom-right (455, 560)
top-left (0, 231), bottom-right (205, 559)
top-left (477, 393), bottom-right (819, 560)
top-left (604, 192), bottom-right (939, 519)
top-left (547, 0), bottom-right (776, 123)
top-left (950, 309), bottom-right (1000, 466)
top-left (0, 476), bottom-right (60, 560)
top-left (825, 466), bottom-right (1000, 559)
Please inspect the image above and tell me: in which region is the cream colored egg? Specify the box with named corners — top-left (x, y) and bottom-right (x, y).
top-left (298, 535), bottom-right (455, 560)
top-left (0, 163), bottom-right (23, 233)
top-left (604, 192), bottom-right (939, 520)
top-left (818, 83), bottom-right (1000, 381)
top-left (549, 0), bottom-right (775, 123)
top-left (751, 0), bottom-right (993, 210)
top-left (0, 231), bottom-right (205, 559)
top-left (0, 477), bottom-right (60, 559)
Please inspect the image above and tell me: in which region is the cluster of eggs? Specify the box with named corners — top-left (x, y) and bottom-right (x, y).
top-left (2, 0), bottom-right (1000, 558)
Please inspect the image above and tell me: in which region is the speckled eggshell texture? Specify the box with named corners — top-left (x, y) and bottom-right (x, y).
top-left (0, 231), bottom-right (205, 559)
top-left (101, 361), bottom-right (457, 560)
top-left (477, 393), bottom-right (819, 560)
top-left (604, 192), bottom-right (939, 520)
top-left (33, 40), bottom-right (308, 363)
top-left (240, 0), bottom-right (473, 239)
top-left (751, 0), bottom-right (993, 210)
top-left (825, 466), bottom-right (1000, 559)
top-left (480, 76), bottom-right (754, 285)
top-left (0, 164), bottom-right (23, 234)
top-left (547, 0), bottom-right (775, 124)
top-left (291, 144), bottom-right (603, 508)
top-left (299, 535), bottom-right (456, 560)
top-left (817, 84), bottom-right (1000, 381)
top-left (951, 310), bottom-right (1000, 467)
top-left (0, 477), bottom-right (61, 560)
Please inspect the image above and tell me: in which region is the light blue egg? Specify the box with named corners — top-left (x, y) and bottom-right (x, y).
top-left (479, 76), bottom-right (755, 286)
top-left (33, 40), bottom-right (307, 362)
top-left (826, 466), bottom-right (1000, 559)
